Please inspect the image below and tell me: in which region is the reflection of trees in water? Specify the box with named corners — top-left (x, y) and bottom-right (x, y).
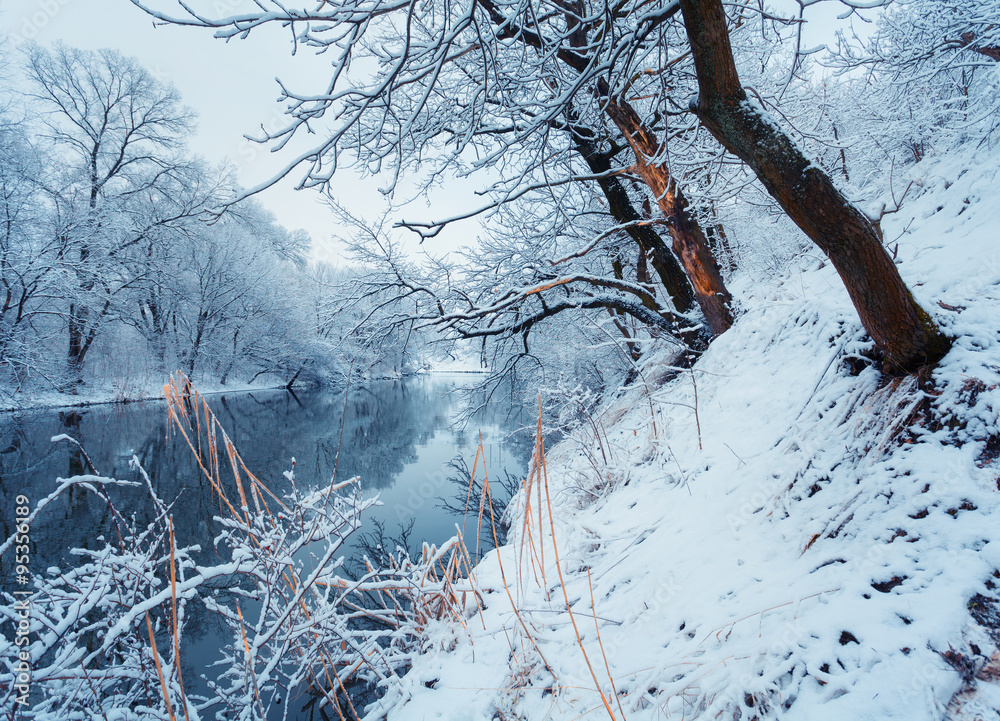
top-left (438, 455), bottom-right (522, 552)
top-left (0, 376), bottom-right (525, 577)
top-left (307, 381), bottom-right (444, 489)
top-left (0, 377), bottom-right (529, 721)
top-left (0, 402), bottom-right (225, 575)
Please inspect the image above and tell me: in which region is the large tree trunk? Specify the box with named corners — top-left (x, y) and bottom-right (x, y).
top-left (677, 0), bottom-right (950, 372)
top-left (601, 93), bottom-right (734, 337)
top-left (481, 0), bottom-right (733, 336)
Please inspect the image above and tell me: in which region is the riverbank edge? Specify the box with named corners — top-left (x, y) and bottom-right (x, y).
top-left (0, 376), bottom-right (291, 415)
top-left (0, 366), bottom-right (493, 414)
top-left (378, 146), bottom-right (1000, 720)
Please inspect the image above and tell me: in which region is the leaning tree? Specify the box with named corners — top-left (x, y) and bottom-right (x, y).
top-left (676, 0), bottom-right (950, 372)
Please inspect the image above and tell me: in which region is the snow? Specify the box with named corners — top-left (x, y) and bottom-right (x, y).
top-left (4, 75), bottom-right (1000, 721)
top-left (0, 374), bottom-right (293, 414)
top-left (381, 144), bottom-right (1000, 719)
top-left (3, 145), bottom-right (996, 721)
top-left (419, 347), bottom-right (489, 374)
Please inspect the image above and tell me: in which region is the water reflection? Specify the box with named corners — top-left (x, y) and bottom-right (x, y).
top-left (0, 374), bottom-right (531, 719)
top-left (1, 375), bottom-right (528, 564)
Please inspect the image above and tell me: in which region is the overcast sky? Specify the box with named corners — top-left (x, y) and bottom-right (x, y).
top-left (0, 0), bottom-right (401, 263)
top-left (0, 0), bottom-right (868, 263)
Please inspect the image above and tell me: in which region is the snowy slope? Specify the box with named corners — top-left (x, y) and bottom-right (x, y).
top-left (371, 146), bottom-right (1000, 721)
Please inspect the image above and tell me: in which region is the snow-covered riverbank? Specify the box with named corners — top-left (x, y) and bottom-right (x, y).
top-left (381, 147), bottom-right (1000, 720)
top-left (0, 374), bottom-right (294, 414)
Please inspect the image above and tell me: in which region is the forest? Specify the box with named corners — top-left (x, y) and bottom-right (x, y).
top-left (2, 0), bottom-right (1000, 719)
top-left (0, 42), bottom-right (426, 407)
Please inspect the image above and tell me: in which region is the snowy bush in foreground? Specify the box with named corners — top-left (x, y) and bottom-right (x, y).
top-left (0, 374), bottom-right (479, 720)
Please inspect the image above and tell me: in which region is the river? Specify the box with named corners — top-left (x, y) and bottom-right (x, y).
top-left (0, 374), bottom-right (531, 719)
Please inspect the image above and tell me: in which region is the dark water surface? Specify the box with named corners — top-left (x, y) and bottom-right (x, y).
top-left (0, 374), bottom-right (530, 718)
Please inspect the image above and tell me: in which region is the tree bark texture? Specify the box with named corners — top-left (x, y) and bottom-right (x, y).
top-left (570, 127), bottom-right (697, 316)
top-left (677, 0), bottom-right (950, 372)
top-left (601, 92), bottom-right (735, 337)
top-left (480, 0), bottom-right (732, 337)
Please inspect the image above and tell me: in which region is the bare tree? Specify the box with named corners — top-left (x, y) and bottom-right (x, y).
top-left (132, 0), bottom-right (959, 372)
top-left (130, 0), bottom-right (736, 337)
top-left (0, 114), bottom-right (66, 386)
top-left (565, 116), bottom-right (697, 319)
top-left (328, 179), bottom-right (689, 396)
top-left (23, 43), bottom-right (211, 385)
top-left (0, 44), bottom-right (341, 398)
top-left (829, 0), bottom-right (1000, 156)
top-left (171, 203), bottom-right (311, 381)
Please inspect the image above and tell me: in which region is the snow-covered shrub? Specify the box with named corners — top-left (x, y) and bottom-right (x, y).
top-left (830, 0), bottom-right (1000, 165)
top-left (0, 374), bottom-right (481, 720)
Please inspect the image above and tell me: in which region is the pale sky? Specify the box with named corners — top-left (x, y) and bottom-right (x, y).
top-left (0, 0), bottom-right (868, 263)
top-left (0, 0), bottom-right (403, 263)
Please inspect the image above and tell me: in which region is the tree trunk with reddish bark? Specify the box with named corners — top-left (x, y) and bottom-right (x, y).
top-left (570, 125), bottom-right (697, 317)
top-left (677, 0), bottom-right (950, 372)
top-left (602, 92), bottom-right (734, 337)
